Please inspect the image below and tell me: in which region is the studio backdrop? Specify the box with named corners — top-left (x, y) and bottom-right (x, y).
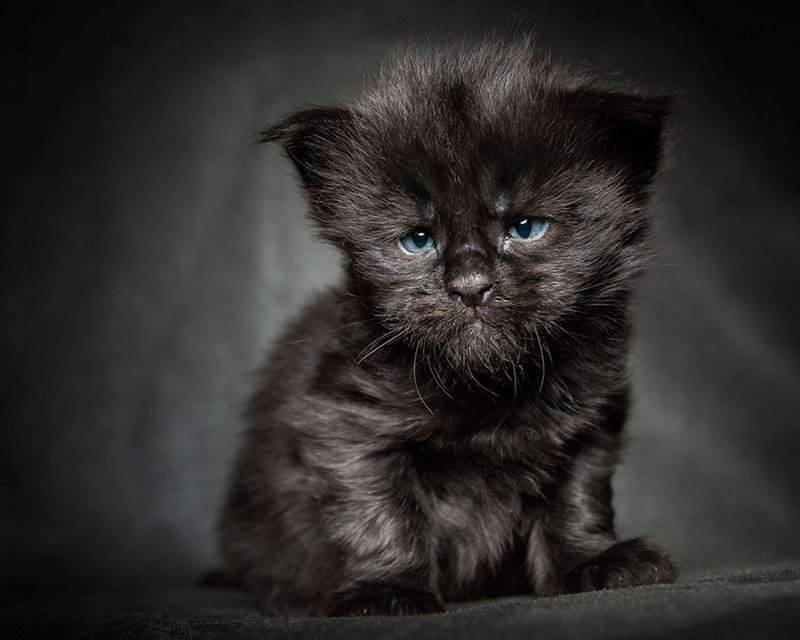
top-left (2, 0), bottom-right (798, 592)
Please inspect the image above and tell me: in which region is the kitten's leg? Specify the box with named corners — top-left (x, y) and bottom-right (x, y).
top-left (526, 439), bottom-right (677, 595)
top-left (324, 583), bottom-right (445, 617)
top-left (319, 453), bottom-right (445, 617)
top-left (563, 535), bottom-right (676, 593)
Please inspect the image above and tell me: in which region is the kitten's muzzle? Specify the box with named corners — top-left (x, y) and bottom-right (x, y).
top-left (448, 272), bottom-right (495, 308)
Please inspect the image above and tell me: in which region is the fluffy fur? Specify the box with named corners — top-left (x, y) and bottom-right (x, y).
top-left (216, 37), bottom-right (677, 617)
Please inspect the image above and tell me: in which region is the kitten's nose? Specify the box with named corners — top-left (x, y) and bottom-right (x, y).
top-left (448, 273), bottom-right (494, 308)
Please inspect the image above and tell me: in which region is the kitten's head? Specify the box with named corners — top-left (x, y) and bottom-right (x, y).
top-left (262, 39), bottom-right (673, 376)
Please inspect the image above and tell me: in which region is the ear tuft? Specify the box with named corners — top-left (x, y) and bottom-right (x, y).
top-left (259, 106), bottom-right (355, 188)
top-left (578, 89), bottom-right (676, 189)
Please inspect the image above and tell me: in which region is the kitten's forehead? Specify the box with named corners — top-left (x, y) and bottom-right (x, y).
top-left (416, 190), bottom-right (516, 240)
top-left (495, 192), bottom-right (511, 213)
top-left (362, 87), bottom-right (579, 212)
top-left (343, 41), bottom-right (670, 232)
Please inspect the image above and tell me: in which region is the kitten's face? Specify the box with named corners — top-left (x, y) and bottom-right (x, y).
top-left (344, 123), bottom-right (645, 375)
top-left (262, 44), bottom-right (670, 376)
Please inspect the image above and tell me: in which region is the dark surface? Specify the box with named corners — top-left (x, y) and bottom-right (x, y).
top-left (3, 565), bottom-right (799, 639)
top-left (1, 0), bottom-right (799, 615)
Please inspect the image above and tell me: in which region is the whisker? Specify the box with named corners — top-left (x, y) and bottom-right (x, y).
top-left (271, 318), bottom-right (379, 347)
top-left (541, 337), bottom-right (555, 368)
top-left (413, 343), bottom-right (437, 418)
top-left (511, 359), bottom-right (519, 400)
top-left (533, 324), bottom-right (546, 394)
top-left (467, 360), bottom-right (499, 398)
top-left (355, 327), bottom-right (408, 365)
top-left (426, 353), bottom-right (454, 399)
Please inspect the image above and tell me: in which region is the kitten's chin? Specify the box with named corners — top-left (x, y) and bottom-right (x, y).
top-left (464, 317), bottom-right (495, 336)
top-left (435, 319), bottom-right (523, 378)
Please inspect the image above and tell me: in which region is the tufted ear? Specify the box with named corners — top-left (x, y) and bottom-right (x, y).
top-left (259, 106), bottom-right (356, 190)
top-left (576, 89), bottom-right (676, 192)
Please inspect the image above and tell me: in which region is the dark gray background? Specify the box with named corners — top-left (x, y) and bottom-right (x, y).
top-left (2, 0), bottom-right (798, 594)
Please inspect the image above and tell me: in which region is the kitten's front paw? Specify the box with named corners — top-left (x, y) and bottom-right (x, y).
top-left (566, 536), bottom-right (677, 593)
top-left (323, 583), bottom-right (445, 617)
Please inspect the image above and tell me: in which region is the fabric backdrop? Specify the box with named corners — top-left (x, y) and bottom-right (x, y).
top-left (2, 0), bottom-right (798, 595)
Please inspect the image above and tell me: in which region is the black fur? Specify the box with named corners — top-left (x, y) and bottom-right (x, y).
top-left (216, 37), bottom-right (677, 617)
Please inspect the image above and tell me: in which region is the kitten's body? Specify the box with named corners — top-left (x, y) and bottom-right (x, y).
top-left (217, 39), bottom-right (677, 616)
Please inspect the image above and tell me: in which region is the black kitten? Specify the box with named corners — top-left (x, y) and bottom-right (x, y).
top-left (217, 37), bottom-right (677, 617)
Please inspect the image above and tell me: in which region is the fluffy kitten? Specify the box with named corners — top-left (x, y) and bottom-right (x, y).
top-left (217, 38), bottom-right (677, 617)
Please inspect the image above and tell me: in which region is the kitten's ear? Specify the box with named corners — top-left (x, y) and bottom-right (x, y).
top-left (259, 106), bottom-right (355, 189)
top-left (578, 89), bottom-right (676, 190)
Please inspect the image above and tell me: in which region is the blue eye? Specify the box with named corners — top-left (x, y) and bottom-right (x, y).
top-left (508, 218), bottom-right (549, 242)
top-left (399, 230), bottom-right (435, 254)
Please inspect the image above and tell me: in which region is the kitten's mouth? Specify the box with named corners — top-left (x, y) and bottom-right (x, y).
top-left (462, 308), bottom-right (498, 334)
top-left (464, 306), bottom-right (494, 325)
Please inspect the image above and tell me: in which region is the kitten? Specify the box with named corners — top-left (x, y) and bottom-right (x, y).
top-left (216, 37), bottom-right (677, 617)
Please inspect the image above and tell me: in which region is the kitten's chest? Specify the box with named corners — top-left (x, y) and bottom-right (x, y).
top-left (416, 451), bottom-right (535, 598)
